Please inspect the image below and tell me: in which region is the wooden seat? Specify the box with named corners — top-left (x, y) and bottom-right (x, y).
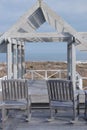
top-left (1, 79), bottom-right (31, 122)
top-left (47, 79), bottom-right (79, 122)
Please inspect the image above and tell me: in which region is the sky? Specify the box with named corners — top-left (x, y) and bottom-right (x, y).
top-left (0, 0), bottom-right (87, 61)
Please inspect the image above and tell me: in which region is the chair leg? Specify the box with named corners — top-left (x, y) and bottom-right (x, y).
top-left (84, 104), bottom-right (87, 118)
top-left (1, 104), bottom-right (5, 122)
top-left (72, 107), bottom-right (78, 122)
top-left (1, 104), bottom-right (8, 122)
top-left (47, 107), bottom-right (54, 122)
top-left (50, 107), bottom-right (54, 120)
top-left (25, 104), bottom-right (31, 122)
top-left (69, 108), bottom-right (78, 124)
top-left (73, 108), bottom-right (76, 120)
top-left (77, 104), bottom-right (80, 115)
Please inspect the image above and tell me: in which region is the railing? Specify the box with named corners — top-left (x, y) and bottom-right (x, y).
top-left (25, 69), bottom-right (67, 80)
top-left (0, 70), bottom-right (84, 90)
top-left (24, 69), bottom-right (83, 89)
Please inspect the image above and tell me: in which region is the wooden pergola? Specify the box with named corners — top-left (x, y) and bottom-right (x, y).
top-left (0, 0), bottom-right (87, 90)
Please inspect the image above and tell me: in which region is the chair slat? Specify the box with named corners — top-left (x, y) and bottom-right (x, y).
top-left (47, 79), bottom-right (74, 102)
top-left (1, 79), bottom-right (28, 101)
top-left (46, 79), bottom-right (79, 121)
top-left (1, 79), bottom-right (31, 122)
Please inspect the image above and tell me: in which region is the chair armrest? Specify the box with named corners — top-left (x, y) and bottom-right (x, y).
top-left (74, 91), bottom-right (79, 96)
top-left (74, 91), bottom-right (79, 98)
top-left (28, 94), bottom-right (32, 105)
top-left (73, 91), bottom-right (79, 102)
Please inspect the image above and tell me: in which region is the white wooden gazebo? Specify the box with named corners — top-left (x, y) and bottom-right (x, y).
top-left (0, 0), bottom-right (87, 90)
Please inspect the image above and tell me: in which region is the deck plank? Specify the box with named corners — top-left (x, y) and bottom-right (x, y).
top-left (28, 80), bottom-right (85, 104)
top-left (1, 109), bottom-right (87, 130)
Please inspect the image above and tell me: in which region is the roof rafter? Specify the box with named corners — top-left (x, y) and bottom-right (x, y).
top-left (0, 0), bottom-right (87, 51)
top-left (41, 1), bottom-right (87, 46)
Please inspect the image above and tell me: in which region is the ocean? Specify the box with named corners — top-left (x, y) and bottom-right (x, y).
top-left (0, 43), bottom-right (87, 62)
top-left (25, 43), bottom-right (87, 62)
top-left (26, 51), bottom-right (87, 62)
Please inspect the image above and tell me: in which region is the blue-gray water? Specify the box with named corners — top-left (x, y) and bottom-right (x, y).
top-left (25, 43), bottom-right (87, 62)
top-left (0, 43), bottom-right (87, 62)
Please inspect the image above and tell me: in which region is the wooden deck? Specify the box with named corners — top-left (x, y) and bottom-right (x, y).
top-left (1, 108), bottom-right (87, 130)
top-left (28, 80), bottom-right (85, 104)
top-left (0, 79), bottom-right (86, 130)
top-left (28, 80), bottom-right (49, 103)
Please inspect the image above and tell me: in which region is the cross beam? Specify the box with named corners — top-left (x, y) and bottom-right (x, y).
top-left (7, 32), bottom-right (72, 42)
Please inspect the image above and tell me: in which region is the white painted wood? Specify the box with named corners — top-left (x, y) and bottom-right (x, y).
top-left (67, 42), bottom-right (76, 90)
top-left (67, 43), bottom-right (72, 80)
top-left (0, 0), bottom-right (87, 82)
top-left (17, 44), bottom-right (22, 79)
top-left (8, 32), bottom-right (71, 42)
top-left (0, 0), bottom-right (87, 50)
top-left (42, 1), bottom-right (87, 46)
top-left (7, 42), bottom-right (12, 79)
top-left (71, 43), bottom-right (76, 91)
top-left (42, 2), bottom-right (77, 34)
top-left (0, 1), bottom-right (40, 38)
top-left (21, 43), bottom-right (25, 78)
top-left (8, 32), bottom-right (69, 38)
top-left (13, 43), bottom-right (17, 79)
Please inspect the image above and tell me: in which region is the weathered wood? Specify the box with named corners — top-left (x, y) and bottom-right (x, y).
top-left (47, 80), bottom-right (73, 101)
top-left (2, 79), bottom-right (28, 100)
top-left (47, 79), bottom-right (79, 121)
top-left (1, 79), bottom-right (31, 121)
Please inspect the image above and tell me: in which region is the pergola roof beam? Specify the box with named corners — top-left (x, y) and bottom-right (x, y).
top-left (9, 32), bottom-right (70, 38)
top-left (8, 32), bottom-right (71, 42)
top-left (0, 1), bottom-right (40, 38)
top-left (42, 2), bottom-right (77, 34)
top-left (0, 0), bottom-right (87, 50)
top-left (41, 1), bottom-right (87, 46)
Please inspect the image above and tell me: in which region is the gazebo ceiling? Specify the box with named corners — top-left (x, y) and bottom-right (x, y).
top-left (0, 0), bottom-right (87, 51)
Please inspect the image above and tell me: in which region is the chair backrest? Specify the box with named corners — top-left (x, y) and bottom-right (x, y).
top-left (47, 79), bottom-right (74, 102)
top-left (2, 79), bottom-right (28, 101)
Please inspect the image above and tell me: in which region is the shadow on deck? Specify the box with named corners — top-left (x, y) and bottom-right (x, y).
top-left (0, 108), bottom-right (87, 130)
top-left (0, 80), bottom-right (87, 130)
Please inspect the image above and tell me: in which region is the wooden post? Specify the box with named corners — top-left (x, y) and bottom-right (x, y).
top-left (21, 43), bottom-right (25, 78)
top-left (67, 43), bottom-right (72, 80)
top-left (17, 44), bottom-right (22, 79)
top-left (7, 42), bottom-right (12, 79)
top-left (13, 44), bottom-right (17, 79)
top-left (67, 41), bottom-right (76, 90)
top-left (71, 42), bottom-right (76, 91)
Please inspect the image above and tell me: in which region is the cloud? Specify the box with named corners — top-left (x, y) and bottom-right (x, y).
top-left (0, 0), bottom-right (36, 31)
top-left (0, 0), bottom-right (87, 32)
top-left (45, 0), bottom-right (87, 14)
